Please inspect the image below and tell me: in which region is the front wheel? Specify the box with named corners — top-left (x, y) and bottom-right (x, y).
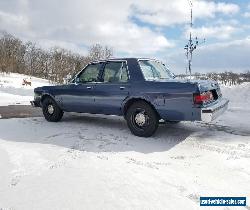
top-left (125, 101), bottom-right (159, 137)
top-left (42, 97), bottom-right (64, 122)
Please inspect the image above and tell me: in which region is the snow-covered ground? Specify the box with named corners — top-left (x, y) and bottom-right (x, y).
top-left (0, 78), bottom-right (249, 209)
top-left (0, 73), bottom-right (51, 106)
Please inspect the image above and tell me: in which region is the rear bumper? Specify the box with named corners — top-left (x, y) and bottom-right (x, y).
top-left (201, 98), bottom-right (229, 122)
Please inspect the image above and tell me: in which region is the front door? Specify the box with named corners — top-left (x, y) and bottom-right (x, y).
top-left (61, 63), bottom-right (103, 113)
top-left (94, 61), bottom-right (130, 115)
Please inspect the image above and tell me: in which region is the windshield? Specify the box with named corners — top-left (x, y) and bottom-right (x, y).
top-left (138, 60), bottom-right (174, 81)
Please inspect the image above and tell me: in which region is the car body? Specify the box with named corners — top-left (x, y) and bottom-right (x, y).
top-left (31, 58), bottom-right (229, 137)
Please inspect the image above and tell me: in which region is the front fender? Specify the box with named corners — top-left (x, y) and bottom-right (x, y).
top-left (40, 93), bottom-right (63, 109)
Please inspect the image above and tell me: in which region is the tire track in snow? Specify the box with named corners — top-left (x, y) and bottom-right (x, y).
top-left (187, 137), bottom-right (250, 159)
top-left (195, 121), bottom-right (250, 137)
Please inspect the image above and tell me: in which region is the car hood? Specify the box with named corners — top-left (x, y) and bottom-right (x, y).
top-left (34, 85), bottom-right (58, 93)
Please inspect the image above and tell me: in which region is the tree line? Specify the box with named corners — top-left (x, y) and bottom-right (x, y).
top-left (177, 71), bottom-right (250, 86)
top-left (0, 31), bottom-right (113, 83)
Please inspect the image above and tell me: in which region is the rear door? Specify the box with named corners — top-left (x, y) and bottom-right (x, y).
top-left (93, 61), bottom-right (130, 115)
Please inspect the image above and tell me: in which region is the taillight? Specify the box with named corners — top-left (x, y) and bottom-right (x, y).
top-left (194, 91), bottom-right (214, 104)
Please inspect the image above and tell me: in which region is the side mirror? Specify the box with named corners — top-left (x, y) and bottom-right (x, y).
top-left (75, 77), bottom-right (80, 84)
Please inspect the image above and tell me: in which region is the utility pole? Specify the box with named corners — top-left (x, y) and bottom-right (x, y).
top-left (184, 0), bottom-right (200, 79)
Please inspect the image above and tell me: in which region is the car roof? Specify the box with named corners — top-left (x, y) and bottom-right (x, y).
top-left (90, 57), bottom-right (156, 63)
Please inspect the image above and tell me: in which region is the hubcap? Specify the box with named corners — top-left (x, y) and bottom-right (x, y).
top-left (134, 112), bottom-right (146, 126)
top-left (47, 104), bottom-right (54, 114)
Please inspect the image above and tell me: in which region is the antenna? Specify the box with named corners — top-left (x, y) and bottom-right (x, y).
top-left (184, 0), bottom-right (203, 79)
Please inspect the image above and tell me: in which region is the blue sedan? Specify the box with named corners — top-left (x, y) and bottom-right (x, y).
top-left (31, 58), bottom-right (229, 137)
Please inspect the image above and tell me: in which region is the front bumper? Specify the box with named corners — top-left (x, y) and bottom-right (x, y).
top-left (30, 100), bottom-right (40, 107)
top-left (201, 98), bottom-right (229, 122)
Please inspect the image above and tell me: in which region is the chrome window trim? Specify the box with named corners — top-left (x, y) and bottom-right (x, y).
top-left (137, 58), bottom-right (173, 81)
top-left (71, 59), bottom-right (130, 84)
top-left (100, 60), bottom-right (130, 83)
top-left (71, 62), bottom-right (104, 84)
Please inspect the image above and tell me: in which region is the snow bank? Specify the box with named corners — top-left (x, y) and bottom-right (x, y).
top-left (218, 82), bottom-right (250, 133)
top-left (0, 73), bottom-right (51, 106)
top-left (221, 82), bottom-right (250, 108)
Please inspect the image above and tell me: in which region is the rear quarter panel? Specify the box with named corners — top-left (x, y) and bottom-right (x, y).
top-left (127, 80), bottom-right (200, 121)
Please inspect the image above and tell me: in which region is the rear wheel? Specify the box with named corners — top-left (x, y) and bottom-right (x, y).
top-left (42, 97), bottom-right (63, 122)
top-left (125, 101), bottom-right (159, 137)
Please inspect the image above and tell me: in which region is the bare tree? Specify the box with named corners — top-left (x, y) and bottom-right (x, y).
top-left (0, 32), bottom-right (26, 73)
top-left (87, 44), bottom-right (113, 62)
top-left (0, 32), bottom-right (114, 83)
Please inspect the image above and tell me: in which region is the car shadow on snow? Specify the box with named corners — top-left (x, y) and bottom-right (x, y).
top-left (54, 113), bottom-right (195, 153)
top-left (0, 113), bottom-right (195, 154)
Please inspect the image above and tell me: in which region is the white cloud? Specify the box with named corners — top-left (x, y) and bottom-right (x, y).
top-left (35, 39), bottom-right (88, 55)
top-left (0, 0), bottom-right (173, 56)
top-left (215, 2), bottom-right (239, 15)
top-left (132, 0), bottom-right (239, 26)
top-left (195, 38), bottom-right (250, 72)
top-left (185, 25), bottom-right (239, 40)
top-left (0, 11), bottom-right (29, 32)
top-left (169, 37), bottom-right (250, 73)
top-left (71, 21), bottom-right (173, 55)
top-left (242, 3), bottom-right (250, 18)
top-left (243, 12), bottom-right (250, 18)
top-left (0, 0), bottom-right (241, 57)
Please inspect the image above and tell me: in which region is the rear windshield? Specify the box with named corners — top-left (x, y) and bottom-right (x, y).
top-left (138, 60), bottom-right (174, 81)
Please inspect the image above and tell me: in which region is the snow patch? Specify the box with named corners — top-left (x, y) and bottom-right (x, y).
top-left (0, 73), bottom-right (52, 106)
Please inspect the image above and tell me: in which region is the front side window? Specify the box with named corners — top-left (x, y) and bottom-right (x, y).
top-left (103, 61), bottom-right (128, 83)
top-left (138, 60), bottom-right (174, 81)
top-left (77, 63), bottom-right (101, 83)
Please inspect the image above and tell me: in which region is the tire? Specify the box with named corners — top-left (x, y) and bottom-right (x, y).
top-left (125, 101), bottom-right (159, 137)
top-left (42, 97), bottom-right (63, 122)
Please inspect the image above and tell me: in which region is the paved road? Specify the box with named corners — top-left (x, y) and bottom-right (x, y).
top-left (0, 105), bottom-right (43, 119)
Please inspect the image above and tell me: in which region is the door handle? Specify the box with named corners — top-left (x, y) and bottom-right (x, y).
top-left (86, 86), bottom-right (92, 89)
top-left (120, 86), bottom-right (125, 90)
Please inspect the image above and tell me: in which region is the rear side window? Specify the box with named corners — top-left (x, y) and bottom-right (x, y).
top-left (103, 62), bottom-right (128, 83)
top-left (138, 60), bottom-right (173, 81)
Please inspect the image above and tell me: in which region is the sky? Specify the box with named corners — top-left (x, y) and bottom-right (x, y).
top-left (0, 0), bottom-right (250, 73)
